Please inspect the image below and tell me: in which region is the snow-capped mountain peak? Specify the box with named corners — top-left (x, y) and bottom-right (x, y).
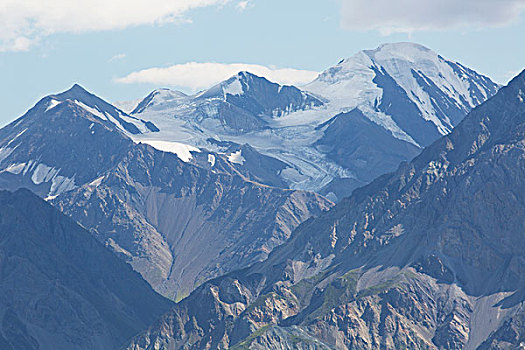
top-left (221, 72), bottom-right (251, 96)
top-left (195, 72), bottom-right (251, 100)
top-left (132, 88), bottom-right (189, 114)
top-left (39, 84), bottom-right (159, 135)
top-left (307, 42), bottom-right (498, 143)
top-left (363, 42), bottom-right (434, 63)
top-left (130, 70), bottom-right (323, 136)
top-left (54, 83), bottom-right (92, 99)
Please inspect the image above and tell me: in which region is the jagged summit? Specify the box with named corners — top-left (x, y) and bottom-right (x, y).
top-left (31, 84), bottom-right (159, 135)
top-left (0, 84), bottom-right (160, 199)
top-left (196, 70), bottom-right (319, 101)
top-left (45, 83), bottom-right (115, 114)
top-left (131, 69), bottom-right (323, 135)
top-left (54, 83), bottom-right (92, 99)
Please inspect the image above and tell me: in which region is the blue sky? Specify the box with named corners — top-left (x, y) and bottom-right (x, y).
top-left (1, 0), bottom-right (525, 125)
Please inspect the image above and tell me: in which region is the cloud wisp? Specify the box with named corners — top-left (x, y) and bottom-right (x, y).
top-left (0, 0), bottom-right (229, 52)
top-left (115, 62), bottom-right (319, 91)
top-left (236, 1), bottom-right (251, 11)
top-left (109, 53), bottom-right (127, 62)
top-left (341, 0), bottom-right (525, 34)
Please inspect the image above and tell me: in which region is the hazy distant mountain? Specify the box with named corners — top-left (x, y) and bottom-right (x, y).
top-left (0, 189), bottom-right (171, 350)
top-left (127, 43), bottom-right (499, 201)
top-left (125, 69), bottom-right (524, 349)
top-left (0, 85), bottom-right (331, 300)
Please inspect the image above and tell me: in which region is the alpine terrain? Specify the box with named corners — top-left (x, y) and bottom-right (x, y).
top-left (0, 84), bottom-right (331, 300)
top-left (124, 43), bottom-right (499, 201)
top-left (125, 69), bottom-right (525, 349)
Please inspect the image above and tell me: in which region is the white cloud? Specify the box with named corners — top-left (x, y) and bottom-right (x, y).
top-left (109, 53), bottom-right (126, 62)
top-left (115, 62), bottom-right (319, 90)
top-left (0, 0), bottom-right (229, 51)
top-left (341, 0), bottom-right (525, 34)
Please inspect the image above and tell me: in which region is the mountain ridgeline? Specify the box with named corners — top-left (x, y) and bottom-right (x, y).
top-left (124, 70), bottom-right (525, 349)
top-left (0, 83), bottom-right (332, 301)
top-left (128, 43), bottom-right (499, 200)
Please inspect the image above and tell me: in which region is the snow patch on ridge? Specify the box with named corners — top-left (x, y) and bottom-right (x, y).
top-left (31, 164), bottom-right (59, 185)
top-left (2, 160), bottom-right (76, 197)
top-left (140, 140), bottom-right (200, 162)
top-left (46, 99), bottom-right (61, 112)
top-left (5, 163), bottom-right (26, 175)
top-left (223, 78), bottom-right (244, 96)
top-left (0, 147), bottom-right (16, 165)
top-left (227, 150), bottom-right (245, 165)
top-left (208, 154), bottom-right (216, 167)
top-left (29, 163), bottom-right (76, 196)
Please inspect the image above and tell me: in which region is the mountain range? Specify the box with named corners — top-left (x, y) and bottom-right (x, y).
top-left (124, 67), bottom-right (525, 350)
top-left (0, 42), bottom-right (521, 350)
top-left (123, 42), bottom-right (499, 200)
top-left (0, 82), bottom-right (331, 301)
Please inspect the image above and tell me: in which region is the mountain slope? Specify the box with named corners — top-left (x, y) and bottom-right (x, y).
top-left (53, 143), bottom-right (331, 300)
top-left (306, 42), bottom-right (498, 145)
top-left (127, 43), bottom-right (499, 200)
top-left (0, 85), bottom-right (332, 300)
top-left (124, 69), bottom-right (524, 350)
top-left (0, 188), bottom-right (172, 350)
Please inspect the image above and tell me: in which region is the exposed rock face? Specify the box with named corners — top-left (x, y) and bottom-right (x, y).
top-left (314, 108), bottom-right (421, 186)
top-left (124, 70), bottom-right (525, 349)
top-left (0, 85), bottom-right (332, 300)
top-left (0, 189), bottom-right (172, 350)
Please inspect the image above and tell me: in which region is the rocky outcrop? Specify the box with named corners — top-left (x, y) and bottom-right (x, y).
top-left (314, 108), bottom-right (421, 197)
